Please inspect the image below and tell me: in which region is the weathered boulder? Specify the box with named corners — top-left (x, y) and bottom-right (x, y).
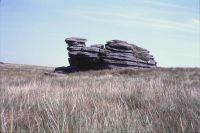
top-left (64, 37), bottom-right (157, 71)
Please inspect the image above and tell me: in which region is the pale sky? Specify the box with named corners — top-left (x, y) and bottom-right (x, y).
top-left (0, 0), bottom-right (200, 67)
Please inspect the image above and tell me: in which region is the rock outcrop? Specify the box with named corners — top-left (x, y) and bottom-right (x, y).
top-left (65, 37), bottom-right (157, 71)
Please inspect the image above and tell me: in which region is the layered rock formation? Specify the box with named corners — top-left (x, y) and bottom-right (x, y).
top-left (65, 37), bottom-right (157, 70)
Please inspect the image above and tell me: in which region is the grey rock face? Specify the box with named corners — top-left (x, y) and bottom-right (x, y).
top-left (67, 46), bottom-right (83, 51)
top-left (102, 58), bottom-right (138, 66)
top-left (81, 47), bottom-right (101, 53)
top-left (64, 37), bottom-right (157, 70)
top-left (91, 44), bottom-right (104, 49)
top-left (65, 37), bottom-right (87, 44)
top-left (105, 46), bottom-right (134, 53)
top-left (106, 42), bottom-right (133, 50)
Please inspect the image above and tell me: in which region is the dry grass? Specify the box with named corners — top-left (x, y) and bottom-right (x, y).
top-left (0, 63), bottom-right (200, 132)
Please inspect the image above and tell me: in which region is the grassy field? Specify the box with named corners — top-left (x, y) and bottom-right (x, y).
top-left (0, 63), bottom-right (200, 132)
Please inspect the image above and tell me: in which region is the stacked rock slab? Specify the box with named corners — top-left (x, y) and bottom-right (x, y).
top-left (102, 40), bottom-right (156, 68)
top-left (66, 37), bottom-right (86, 67)
top-left (65, 37), bottom-right (157, 70)
top-left (65, 37), bottom-right (104, 70)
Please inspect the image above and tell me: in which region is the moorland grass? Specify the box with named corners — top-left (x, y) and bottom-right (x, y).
top-left (0, 64), bottom-right (200, 132)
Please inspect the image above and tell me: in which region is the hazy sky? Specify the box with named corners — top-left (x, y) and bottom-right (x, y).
top-left (0, 0), bottom-right (200, 67)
